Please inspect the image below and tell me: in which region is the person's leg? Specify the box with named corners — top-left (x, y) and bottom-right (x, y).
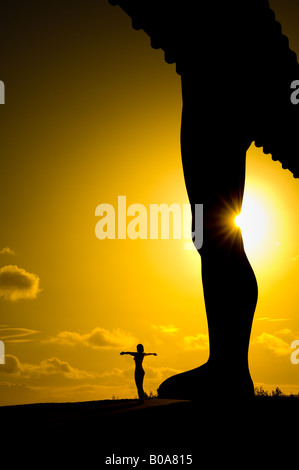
top-left (140, 370), bottom-right (145, 399)
top-left (158, 77), bottom-right (258, 400)
top-left (135, 370), bottom-right (145, 401)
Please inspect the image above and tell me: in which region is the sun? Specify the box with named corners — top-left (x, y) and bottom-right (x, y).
top-left (234, 191), bottom-right (268, 252)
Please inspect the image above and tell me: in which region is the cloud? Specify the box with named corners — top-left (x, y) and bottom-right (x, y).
top-left (151, 324), bottom-right (179, 335)
top-left (0, 327), bottom-right (38, 343)
top-left (98, 365), bottom-right (182, 396)
top-left (275, 328), bottom-right (294, 337)
top-left (0, 354), bottom-right (21, 374)
top-left (0, 265), bottom-right (40, 301)
top-left (0, 354), bottom-right (97, 379)
top-left (292, 254), bottom-right (299, 262)
top-left (183, 333), bottom-right (209, 351)
top-left (37, 357), bottom-right (96, 379)
top-left (256, 317), bottom-right (288, 322)
top-left (99, 367), bottom-right (130, 379)
top-left (0, 247), bottom-right (15, 255)
top-left (252, 332), bottom-right (292, 356)
top-left (48, 327), bottom-right (137, 350)
top-left (145, 366), bottom-right (182, 382)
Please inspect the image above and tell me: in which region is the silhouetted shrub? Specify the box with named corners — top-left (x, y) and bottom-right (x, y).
top-left (271, 387), bottom-right (284, 397)
top-left (254, 386), bottom-right (294, 398)
top-left (255, 386), bottom-right (269, 397)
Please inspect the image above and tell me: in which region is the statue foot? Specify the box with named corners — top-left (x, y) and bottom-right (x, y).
top-left (157, 361), bottom-right (254, 401)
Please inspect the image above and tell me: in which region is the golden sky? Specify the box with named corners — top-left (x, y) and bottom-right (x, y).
top-left (0, 0), bottom-right (298, 405)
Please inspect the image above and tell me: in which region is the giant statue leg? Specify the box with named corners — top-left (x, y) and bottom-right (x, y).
top-left (107, 0), bottom-right (299, 401)
top-left (158, 75), bottom-right (258, 400)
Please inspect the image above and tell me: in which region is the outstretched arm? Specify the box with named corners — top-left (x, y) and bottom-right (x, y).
top-left (120, 351), bottom-right (137, 356)
top-left (144, 353), bottom-right (157, 356)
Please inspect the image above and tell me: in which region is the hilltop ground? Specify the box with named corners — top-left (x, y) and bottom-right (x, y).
top-left (1, 396), bottom-right (298, 467)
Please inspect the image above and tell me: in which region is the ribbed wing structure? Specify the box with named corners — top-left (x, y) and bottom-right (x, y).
top-left (109, 0), bottom-right (299, 178)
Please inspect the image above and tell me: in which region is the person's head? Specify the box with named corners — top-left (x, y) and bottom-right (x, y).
top-left (137, 343), bottom-right (144, 353)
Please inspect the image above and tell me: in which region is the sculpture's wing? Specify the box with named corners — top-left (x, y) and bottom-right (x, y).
top-left (109, 0), bottom-right (186, 74)
top-left (109, 0), bottom-right (299, 179)
top-left (253, 15), bottom-right (299, 179)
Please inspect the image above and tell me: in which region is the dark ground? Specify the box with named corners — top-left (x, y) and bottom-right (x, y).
top-left (1, 396), bottom-right (298, 467)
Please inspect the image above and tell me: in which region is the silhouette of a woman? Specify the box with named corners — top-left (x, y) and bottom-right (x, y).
top-left (120, 344), bottom-right (157, 402)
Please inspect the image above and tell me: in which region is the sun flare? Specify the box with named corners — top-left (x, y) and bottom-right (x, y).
top-left (234, 191), bottom-right (268, 252)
